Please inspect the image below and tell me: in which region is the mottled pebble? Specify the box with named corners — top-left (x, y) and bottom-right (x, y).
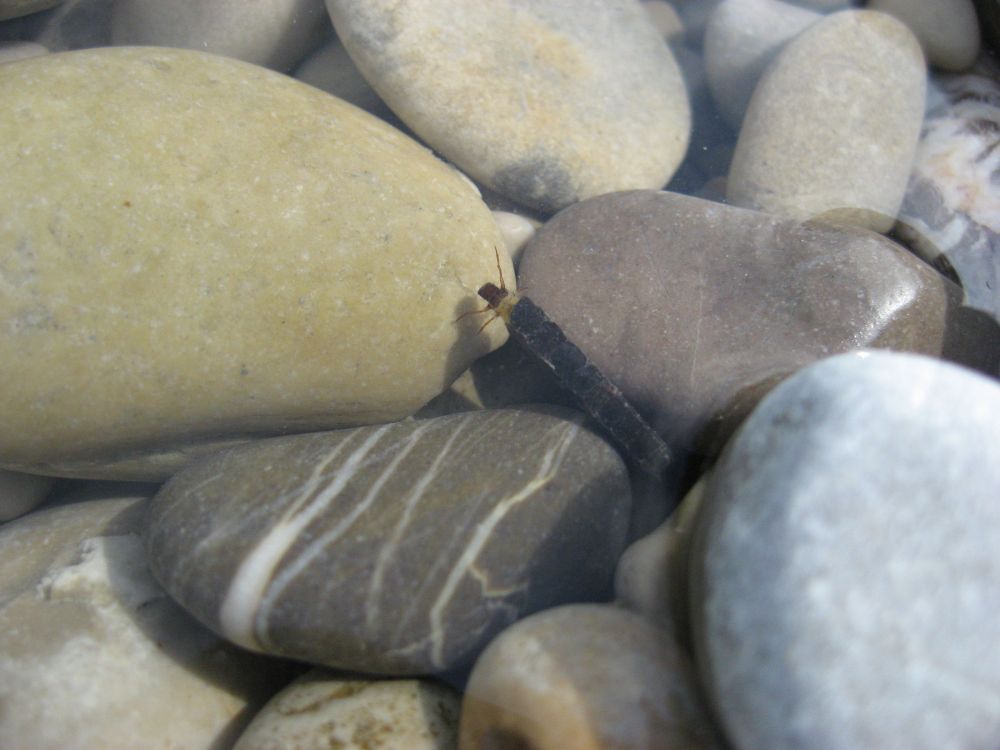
top-left (326, 0), bottom-right (690, 213)
top-left (0, 496), bottom-right (288, 750)
top-left (146, 408), bottom-right (630, 675)
top-left (460, 604), bottom-right (722, 750)
top-left (869, 0), bottom-right (980, 70)
top-left (727, 10), bottom-right (926, 231)
top-left (111, 0), bottom-right (330, 72)
top-left (704, 0), bottom-right (820, 128)
top-left (691, 350), bottom-right (1000, 750)
top-left (517, 190), bottom-right (992, 471)
top-left (235, 670), bottom-right (460, 750)
top-left (896, 71), bottom-right (1000, 323)
top-left (0, 46), bottom-right (507, 480)
top-left (0, 469), bottom-right (52, 522)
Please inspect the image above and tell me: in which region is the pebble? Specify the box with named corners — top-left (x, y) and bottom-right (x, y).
top-left (0, 0), bottom-right (61, 22)
top-left (643, 0), bottom-right (685, 42)
top-left (0, 495), bottom-right (289, 750)
top-left (111, 0), bottom-right (331, 72)
top-left (690, 350), bottom-right (1000, 750)
top-left (0, 469), bottom-right (53, 522)
top-left (704, 0), bottom-right (820, 128)
top-left (460, 604), bottom-right (722, 750)
top-left (896, 71), bottom-right (1000, 323)
top-left (868, 0), bottom-right (980, 71)
top-left (293, 34), bottom-right (394, 118)
top-left (727, 9), bottom-right (926, 232)
top-left (517, 189), bottom-right (994, 472)
top-left (325, 0), bottom-right (691, 213)
top-left (234, 670), bottom-right (460, 750)
top-left (145, 408), bottom-right (631, 675)
top-left (491, 210), bottom-right (540, 267)
top-left (0, 46), bottom-right (507, 481)
top-left (615, 476), bottom-right (708, 645)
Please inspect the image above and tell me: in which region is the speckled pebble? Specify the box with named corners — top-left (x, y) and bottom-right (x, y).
top-left (326, 0), bottom-right (691, 213)
top-left (235, 670), bottom-right (460, 750)
top-left (0, 46), bottom-right (508, 480)
top-left (692, 350), bottom-right (1000, 750)
top-left (727, 10), bottom-right (926, 231)
top-left (146, 408), bottom-right (630, 675)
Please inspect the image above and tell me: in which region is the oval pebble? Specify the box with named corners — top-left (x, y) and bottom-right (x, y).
top-left (326, 0), bottom-right (690, 213)
top-left (0, 495), bottom-right (289, 750)
top-left (704, 0), bottom-right (820, 128)
top-left (868, 0), bottom-right (980, 71)
top-left (460, 604), bottom-right (722, 750)
top-left (0, 46), bottom-right (508, 480)
top-left (727, 9), bottom-right (926, 232)
top-left (111, 0), bottom-right (331, 72)
top-left (691, 350), bottom-right (1000, 750)
top-left (146, 408), bottom-right (631, 675)
top-left (517, 190), bottom-right (992, 471)
top-left (234, 670), bottom-right (460, 750)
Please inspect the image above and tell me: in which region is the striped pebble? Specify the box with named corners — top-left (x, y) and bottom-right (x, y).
top-left (145, 408), bottom-right (630, 675)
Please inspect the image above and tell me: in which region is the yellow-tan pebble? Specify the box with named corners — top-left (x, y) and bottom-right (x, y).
top-left (0, 47), bottom-right (509, 480)
top-left (234, 670), bottom-right (460, 750)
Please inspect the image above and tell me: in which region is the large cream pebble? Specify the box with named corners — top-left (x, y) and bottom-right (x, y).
top-left (0, 47), bottom-right (508, 480)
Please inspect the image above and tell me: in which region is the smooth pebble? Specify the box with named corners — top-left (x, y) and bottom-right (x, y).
top-left (727, 9), bottom-right (926, 231)
top-left (691, 350), bottom-right (1000, 750)
top-left (868, 0), bottom-right (980, 71)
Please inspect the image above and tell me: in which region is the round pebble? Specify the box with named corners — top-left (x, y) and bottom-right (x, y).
top-left (234, 670), bottom-right (460, 750)
top-left (691, 350), bottom-right (1000, 750)
top-left (727, 9), bottom-right (926, 231)
top-left (868, 0), bottom-right (980, 71)
top-left (0, 46), bottom-right (507, 480)
top-left (326, 0), bottom-right (691, 213)
top-left (146, 408), bottom-right (631, 675)
top-left (460, 604), bottom-right (722, 750)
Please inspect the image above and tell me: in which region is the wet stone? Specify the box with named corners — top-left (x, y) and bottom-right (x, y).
top-left (727, 9), bottom-right (926, 231)
top-left (234, 669), bottom-right (460, 750)
top-left (326, 0), bottom-right (690, 213)
top-left (896, 71), bottom-right (1000, 324)
top-left (146, 407), bottom-right (631, 675)
top-left (460, 603), bottom-right (722, 750)
top-left (111, 0), bottom-right (330, 72)
top-left (0, 46), bottom-right (508, 481)
top-left (517, 190), bottom-right (991, 472)
top-left (691, 350), bottom-right (1000, 750)
top-left (0, 495), bottom-right (288, 750)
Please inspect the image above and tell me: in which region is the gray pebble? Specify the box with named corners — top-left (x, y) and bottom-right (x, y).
top-left (146, 408), bottom-right (630, 675)
top-left (691, 350), bottom-right (1000, 750)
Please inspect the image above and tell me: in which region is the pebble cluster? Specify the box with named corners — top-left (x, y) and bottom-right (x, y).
top-left (0, 1), bottom-right (997, 749)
